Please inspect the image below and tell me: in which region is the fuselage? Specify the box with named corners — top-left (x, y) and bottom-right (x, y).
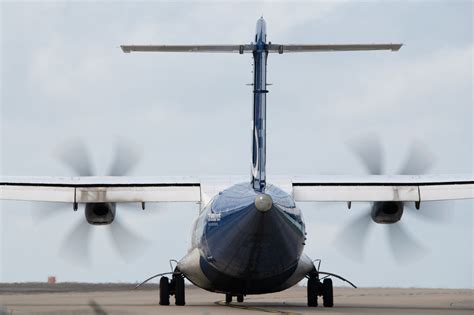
top-left (178, 18), bottom-right (314, 295)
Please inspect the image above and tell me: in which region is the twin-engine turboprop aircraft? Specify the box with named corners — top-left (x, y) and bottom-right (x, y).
top-left (1, 18), bottom-right (473, 307)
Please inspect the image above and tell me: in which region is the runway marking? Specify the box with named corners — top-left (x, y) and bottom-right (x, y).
top-left (214, 300), bottom-right (302, 315)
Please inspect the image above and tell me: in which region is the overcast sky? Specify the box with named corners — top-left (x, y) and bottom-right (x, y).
top-left (1, 1), bottom-right (472, 288)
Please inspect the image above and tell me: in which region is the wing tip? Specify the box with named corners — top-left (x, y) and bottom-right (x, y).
top-left (120, 45), bottom-right (131, 53)
top-left (392, 43), bottom-right (403, 51)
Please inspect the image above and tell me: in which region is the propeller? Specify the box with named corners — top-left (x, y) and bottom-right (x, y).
top-left (336, 135), bottom-right (442, 262)
top-left (35, 139), bottom-right (148, 265)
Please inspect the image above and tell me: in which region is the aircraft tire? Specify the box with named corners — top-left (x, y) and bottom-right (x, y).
top-left (322, 278), bottom-right (334, 307)
top-left (175, 276), bottom-right (185, 306)
top-left (307, 277), bottom-right (318, 307)
top-left (237, 294), bottom-right (244, 303)
top-left (225, 293), bottom-right (232, 304)
top-left (159, 276), bottom-right (170, 306)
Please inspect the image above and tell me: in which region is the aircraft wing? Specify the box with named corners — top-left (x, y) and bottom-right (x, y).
top-left (0, 176), bottom-right (201, 203)
top-left (1, 175), bottom-right (473, 204)
top-left (267, 43), bottom-right (402, 53)
top-left (290, 175), bottom-right (474, 202)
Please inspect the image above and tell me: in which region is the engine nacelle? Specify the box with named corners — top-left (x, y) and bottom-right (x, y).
top-left (85, 203), bottom-right (116, 225)
top-left (371, 201), bottom-right (404, 224)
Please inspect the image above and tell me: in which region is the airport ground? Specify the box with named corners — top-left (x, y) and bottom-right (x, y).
top-left (0, 283), bottom-right (472, 315)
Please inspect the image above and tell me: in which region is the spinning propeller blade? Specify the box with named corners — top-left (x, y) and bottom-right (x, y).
top-left (108, 216), bottom-right (149, 262)
top-left (56, 139), bottom-right (94, 176)
top-left (107, 141), bottom-right (141, 176)
top-left (385, 223), bottom-right (426, 263)
top-left (398, 141), bottom-right (435, 175)
top-left (40, 139), bottom-right (148, 264)
top-left (348, 135), bottom-right (384, 175)
top-left (60, 216), bottom-right (93, 265)
top-left (334, 208), bottom-right (372, 260)
top-left (336, 135), bottom-right (437, 261)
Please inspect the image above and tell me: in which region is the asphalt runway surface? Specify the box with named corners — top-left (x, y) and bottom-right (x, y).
top-left (0, 283), bottom-right (472, 315)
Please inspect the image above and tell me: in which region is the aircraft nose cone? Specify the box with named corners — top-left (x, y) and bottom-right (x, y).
top-left (255, 193), bottom-right (273, 212)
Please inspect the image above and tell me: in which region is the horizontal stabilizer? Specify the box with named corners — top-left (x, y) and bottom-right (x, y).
top-left (267, 43), bottom-right (402, 54)
top-left (121, 45), bottom-right (255, 54)
top-left (121, 44), bottom-right (402, 54)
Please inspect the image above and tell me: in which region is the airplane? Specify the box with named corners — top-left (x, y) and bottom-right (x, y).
top-left (1, 17), bottom-right (473, 308)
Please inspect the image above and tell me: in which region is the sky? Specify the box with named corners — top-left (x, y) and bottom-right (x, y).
top-left (0, 1), bottom-right (472, 288)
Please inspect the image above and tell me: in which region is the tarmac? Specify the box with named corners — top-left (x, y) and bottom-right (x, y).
top-left (0, 283), bottom-right (472, 315)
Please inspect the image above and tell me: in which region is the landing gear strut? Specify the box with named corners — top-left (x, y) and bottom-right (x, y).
top-left (307, 272), bottom-right (333, 307)
top-left (159, 273), bottom-right (186, 306)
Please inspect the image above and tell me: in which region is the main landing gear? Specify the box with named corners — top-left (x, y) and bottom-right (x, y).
top-left (306, 263), bottom-right (357, 308)
top-left (159, 273), bottom-right (186, 306)
top-left (307, 272), bottom-right (333, 307)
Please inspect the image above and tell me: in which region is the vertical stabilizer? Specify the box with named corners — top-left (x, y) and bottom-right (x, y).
top-left (251, 17), bottom-right (268, 192)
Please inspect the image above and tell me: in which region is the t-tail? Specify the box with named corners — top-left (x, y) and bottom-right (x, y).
top-left (120, 17), bottom-right (402, 193)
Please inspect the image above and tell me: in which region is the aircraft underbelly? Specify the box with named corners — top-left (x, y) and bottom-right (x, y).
top-left (178, 248), bottom-right (314, 295)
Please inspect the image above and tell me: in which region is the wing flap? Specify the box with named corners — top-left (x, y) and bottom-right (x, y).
top-left (0, 185), bottom-right (75, 203)
top-left (293, 185), bottom-right (420, 202)
top-left (76, 186), bottom-right (200, 203)
top-left (419, 184), bottom-right (474, 201)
